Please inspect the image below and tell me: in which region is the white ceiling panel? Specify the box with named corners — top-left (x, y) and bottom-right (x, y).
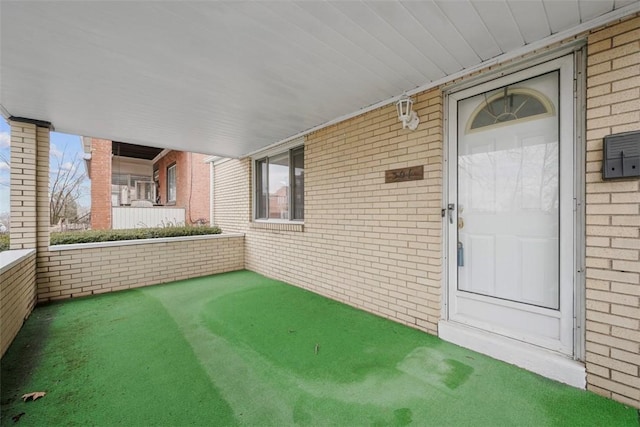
top-left (580, 0), bottom-right (615, 21)
top-left (348, 1), bottom-right (445, 82)
top-left (402, 1), bottom-right (481, 69)
top-left (509, 0), bottom-right (553, 43)
top-left (365, 2), bottom-right (453, 76)
top-left (472, 0), bottom-right (526, 52)
top-left (615, 0), bottom-right (638, 7)
top-left (283, 1), bottom-right (415, 92)
top-left (215, 3), bottom-right (381, 110)
top-left (437, 0), bottom-right (503, 61)
top-left (305, 1), bottom-right (426, 87)
top-left (543, 0), bottom-right (581, 34)
top-left (1, 1), bottom-right (638, 157)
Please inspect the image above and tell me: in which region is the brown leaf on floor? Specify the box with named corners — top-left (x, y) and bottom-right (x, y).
top-left (12, 412), bottom-right (25, 422)
top-left (21, 392), bottom-right (46, 402)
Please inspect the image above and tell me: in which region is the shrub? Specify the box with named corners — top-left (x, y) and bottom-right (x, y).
top-left (50, 226), bottom-right (222, 245)
top-left (0, 234), bottom-right (8, 252)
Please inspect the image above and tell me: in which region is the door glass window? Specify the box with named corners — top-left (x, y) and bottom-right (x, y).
top-left (468, 88), bottom-right (554, 131)
top-left (457, 72), bottom-right (560, 310)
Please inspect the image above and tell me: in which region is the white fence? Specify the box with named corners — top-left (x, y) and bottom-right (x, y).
top-left (112, 206), bottom-right (186, 229)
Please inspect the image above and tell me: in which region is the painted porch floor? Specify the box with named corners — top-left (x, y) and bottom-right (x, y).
top-left (1, 271), bottom-right (637, 426)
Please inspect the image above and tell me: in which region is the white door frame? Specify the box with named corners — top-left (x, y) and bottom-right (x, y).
top-left (439, 54), bottom-right (586, 388)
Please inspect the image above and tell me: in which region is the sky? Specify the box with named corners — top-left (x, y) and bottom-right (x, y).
top-left (0, 117), bottom-right (91, 216)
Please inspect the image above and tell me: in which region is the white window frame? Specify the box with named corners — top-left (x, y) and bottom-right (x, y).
top-left (440, 49), bottom-right (587, 386)
top-left (167, 163), bottom-right (177, 204)
top-left (134, 180), bottom-right (155, 202)
top-left (251, 138), bottom-right (304, 223)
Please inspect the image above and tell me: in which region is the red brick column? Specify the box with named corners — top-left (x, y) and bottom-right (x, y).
top-left (89, 139), bottom-right (112, 230)
top-left (188, 153), bottom-right (211, 224)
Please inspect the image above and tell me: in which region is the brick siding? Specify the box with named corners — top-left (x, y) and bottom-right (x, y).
top-left (155, 151), bottom-right (210, 225)
top-left (5, 11), bottom-right (638, 411)
top-left (9, 122), bottom-right (38, 249)
top-left (36, 235), bottom-right (244, 302)
top-left (213, 15), bottom-right (640, 409)
top-left (584, 14), bottom-right (640, 407)
top-left (1, 250), bottom-right (37, 357)
top-left (216, 89), bottom-right (443, 335)
top-left (89, 139), bottom-right (113, 230)
top-left (213, 159), bottom-right (251, 233)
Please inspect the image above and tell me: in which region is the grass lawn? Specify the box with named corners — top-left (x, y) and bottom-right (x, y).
top-left (1, 270), bottom-right (638, 426)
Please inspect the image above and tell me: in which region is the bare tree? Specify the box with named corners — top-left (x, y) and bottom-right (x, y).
top-left (0, 151), bottom-right (8, 188)
top-left (0, 151), bottom-right (11, 231)
top-left (50, 145), bottom-right (87, 226)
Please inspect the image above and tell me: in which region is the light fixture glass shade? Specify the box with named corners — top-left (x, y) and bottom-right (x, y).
top-left (396, 95), bottom-right (412, 120)
top-left (396, 94), bottom-right (420, 131)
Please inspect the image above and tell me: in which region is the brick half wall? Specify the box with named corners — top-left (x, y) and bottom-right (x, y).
top-left (36, 235), bottom-right (244, 302)
top-left (1, 250), bottom-right (37, 357)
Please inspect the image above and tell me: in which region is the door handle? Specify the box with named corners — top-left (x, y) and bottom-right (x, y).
top-left (447, 203), bottom-right (455, 224)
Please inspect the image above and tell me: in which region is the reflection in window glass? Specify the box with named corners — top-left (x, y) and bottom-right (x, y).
top-left (468, 83), bottom-right (554, 131)
top-left (256, 159), bottom-right (269, 219)
top-left (457, 71), bottom-right (560, 309)
top-left (292, 147), bottom-right (304, 220)
top-left (256, 159), bottom-right (268, 219)
top-left (269, 152), bottom-right (289, 219)
top-left (254, 146), bottom-right (304, 221)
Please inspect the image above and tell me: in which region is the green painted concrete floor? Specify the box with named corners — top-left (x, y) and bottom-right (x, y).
top-left (1, 271), bottom-right (638, 426)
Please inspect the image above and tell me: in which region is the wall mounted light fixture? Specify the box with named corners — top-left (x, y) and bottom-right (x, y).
top-left (396, 94), bottom-right (420, 131)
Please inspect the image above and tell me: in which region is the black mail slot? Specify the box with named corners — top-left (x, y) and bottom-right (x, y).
top-left (603, 131), bottom-right (640, 180)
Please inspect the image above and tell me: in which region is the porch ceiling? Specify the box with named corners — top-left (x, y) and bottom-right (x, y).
top-left (112, 142), bottom-right (163, 161)
top-left (1, 1), bottom-right (638, 158)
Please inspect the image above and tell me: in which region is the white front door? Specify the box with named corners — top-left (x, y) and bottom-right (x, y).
top-left (446, 57), bottom-right (575, 356)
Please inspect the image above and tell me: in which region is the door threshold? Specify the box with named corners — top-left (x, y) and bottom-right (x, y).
top-left (438, 320), bottom-right (585, 388)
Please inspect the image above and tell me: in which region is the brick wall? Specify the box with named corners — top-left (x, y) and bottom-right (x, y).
top-left (9, 122), bottom-right (38, 249)
top-left (186, 153), bottom-right (211, 224)
top-left (213, 15), bottom-right (640, 408)
top-left (213, 159), bottom-right (251, 233)
top-left (36, 234), bottom-right (244, 302)
top-left (4, 11), bottom-right (635, 410)
top-left (0, 250), bottom-right (36, 357)
top-left (7, 121), bottom-right (50, 357)
top-left (155, 150), bottom-right (178, 206)
top-left (90, 139), bottom-right (113, 230)
top-left (216, 89), bottom-right (443, 334)
top-left (584, 14), bottom-right (640, 408)
top-left (155, 151), bottom-right (210, 225)
top-left (35, 125), bottom-right (50, 297)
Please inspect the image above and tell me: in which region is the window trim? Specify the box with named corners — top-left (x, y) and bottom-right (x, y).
top-left (166, 163), bottom-right (177, 204)
top-left (251, 138), bottom-right (304, 223)
top-left (135, 180), bottom-right (156, 202)
top-left (289, 146), bottom-right (304, 221)
top-left (465, 86), bottom-right (555, 134)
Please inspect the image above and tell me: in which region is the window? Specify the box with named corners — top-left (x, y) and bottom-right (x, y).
top-left (167, 164), bottom-right (176, 203)
top-left (467, 86), bottom-right (554, 133)
top-left (255, 146), bottom-right (304, 221)
top-left (111, 173), bottom-right (152, 206)
top-left (135, 181), bottom-right (155, 202)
